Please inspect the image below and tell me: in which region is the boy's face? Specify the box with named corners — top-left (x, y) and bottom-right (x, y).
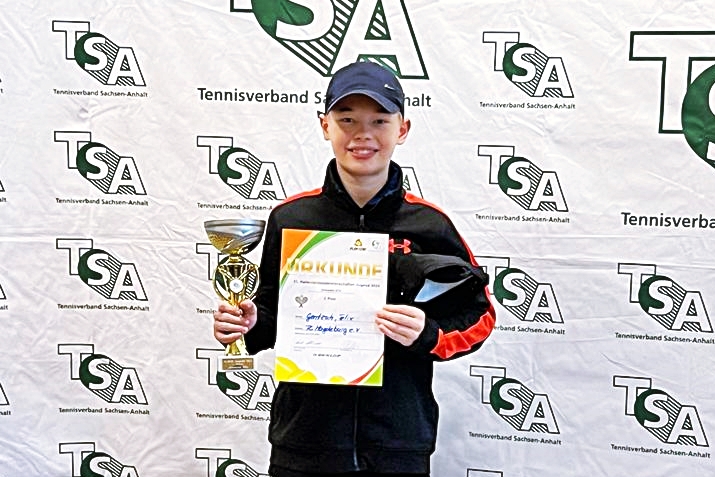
top-left (320, 94), bottom-right (410, 184)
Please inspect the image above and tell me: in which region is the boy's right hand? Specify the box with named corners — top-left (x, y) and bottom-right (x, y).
top-left (213, 300), bottom-right (257, 345)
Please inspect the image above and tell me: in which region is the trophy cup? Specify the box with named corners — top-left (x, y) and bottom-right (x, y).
top-left (205, 218), bottom-right (265, 372)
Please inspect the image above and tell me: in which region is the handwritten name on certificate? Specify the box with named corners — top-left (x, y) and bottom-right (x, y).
top-left (274, 229), bottom-right (388, 386)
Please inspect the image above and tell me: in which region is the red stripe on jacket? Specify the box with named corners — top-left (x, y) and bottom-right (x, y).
top-left (278, 187), bottom-right (323, 206)
top-left (431, 298), bottom-right (496, 359)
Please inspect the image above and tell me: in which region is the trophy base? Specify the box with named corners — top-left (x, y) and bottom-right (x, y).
top-left (219, 355), bottom-right (255, 372)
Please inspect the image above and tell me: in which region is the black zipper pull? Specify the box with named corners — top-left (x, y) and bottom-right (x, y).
top-left (358, 214), bottom-right (366, 230)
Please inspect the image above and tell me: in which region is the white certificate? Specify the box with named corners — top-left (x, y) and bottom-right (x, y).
top-left (274, 229), bottom-right (388, 386)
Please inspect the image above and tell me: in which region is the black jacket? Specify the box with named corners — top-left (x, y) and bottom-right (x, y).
top-left (245, 160), bottom-right (496, 474)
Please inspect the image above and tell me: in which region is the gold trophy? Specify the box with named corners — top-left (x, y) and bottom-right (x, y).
top-left (205, 218), bottom-right (265, 372)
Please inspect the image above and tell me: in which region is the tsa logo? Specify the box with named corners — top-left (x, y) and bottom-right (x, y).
top-left (630, 31), bottom-right (715, 169)
top-left (477, 256), bottom-right (564, 325)
top-left (197, 136), bottom-right (286, 200)
top-left (470, 366), bottom-right (560, 434)
top-left (55, 131), bottom-right (146, 195)
top-left (52, 21), bottom-right (146, 86)
top-left (618, 263), bottom-right (713, 333)
top-left (196, 241), bottom-right (225, 282)
top-left (614, 376), bottom-right (709, 447)
top-left (60, 442), bottom-right (140, 477)
top-left (478, 145), bottom-right (568, 212)
top-left (229, 0), bottom-right (427, 78)
top-left (56, 238), bottom-right (147, 301)
top-left (483, 32), bottom-right (573, 98)
top-left (401, 166), bottom-right (422, 197)
top-left (196, 348), bottom-right (274, 410)
top-left (59, 344), bottom-right (148, 405)
top-left (197, 448), bottom-right (268, 477)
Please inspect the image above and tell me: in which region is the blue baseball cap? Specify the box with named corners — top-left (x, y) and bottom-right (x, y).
top-left (324, 61), bottom-right (405, 115)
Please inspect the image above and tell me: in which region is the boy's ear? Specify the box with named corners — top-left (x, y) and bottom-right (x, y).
top-left (397, 118), bottom-right (411, 145)
top-left (319, 113), bottom-right (330, 140)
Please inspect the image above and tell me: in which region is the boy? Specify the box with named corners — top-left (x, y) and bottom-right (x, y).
top-left (213, 61), bottom-right (496, 477)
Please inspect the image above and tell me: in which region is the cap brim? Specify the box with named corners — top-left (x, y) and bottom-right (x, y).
top-left (326, 89), bottom-right (401, 114)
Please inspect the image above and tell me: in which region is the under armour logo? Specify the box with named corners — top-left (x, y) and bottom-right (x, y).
top-left (389, 238), bottom-right (412, 254)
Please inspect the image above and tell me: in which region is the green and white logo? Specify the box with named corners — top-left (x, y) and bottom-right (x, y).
top-left (478, 145), bottom-right (569, 212)
top-left (618, 263), bottom-right (713, 333)
top-left (60, 442), bottom-right (141, 477)
top-left (630, 31), bottom-right (715, 169)
top-left (229, 0), bottom-right (427, 78)
top-left (196, 348), bottom-right (274, 411)
top-left (52, 21), bottom-right (146, 86)
top-left (477, 256), bottom-right (564, 327)
top-left (59, 344), bottom-right (148, 405)
top-left (197, 136), bottom-right (286, 200)
top-left (614, 376), bottom-right (709, 447)
top-left (470, 366), bottom-right (560, 435)
top-left (56, 238), bottom-right (148, 301)
top-left (483, 32), bottom-right (573, 98)
top-left (55, 132), bottom-right (147, 196)
top-left (196, 448), bottom-right (268, 477)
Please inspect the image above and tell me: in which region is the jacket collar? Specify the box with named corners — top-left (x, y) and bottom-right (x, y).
top-left (323, 159), bottom-right (404, 211)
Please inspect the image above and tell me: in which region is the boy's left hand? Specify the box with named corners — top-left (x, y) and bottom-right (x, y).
top-left (376, 304), bottom-right (425, 346)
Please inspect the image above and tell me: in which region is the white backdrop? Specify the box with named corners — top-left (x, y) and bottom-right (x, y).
top-left (1, 1), bottom-right (714, 476)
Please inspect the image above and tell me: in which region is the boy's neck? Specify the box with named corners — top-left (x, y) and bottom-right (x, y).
top-left (337, 169), bottom-right (389, 208)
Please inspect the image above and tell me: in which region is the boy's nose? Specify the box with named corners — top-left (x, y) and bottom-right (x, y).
top-left (353, 122), bottom-right (372, 139)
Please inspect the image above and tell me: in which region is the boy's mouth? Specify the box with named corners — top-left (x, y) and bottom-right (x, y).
top-left (348, 147), bottom-right (378, 157)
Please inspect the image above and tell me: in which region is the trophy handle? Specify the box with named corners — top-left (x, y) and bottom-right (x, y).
top-left (213, 259), bottom-right (260, 305)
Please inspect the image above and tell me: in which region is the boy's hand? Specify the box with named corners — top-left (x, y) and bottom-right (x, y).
top-left (376, 304), bottom-right (425, 347)
top-left (213, 300), bottom-right (257, 345)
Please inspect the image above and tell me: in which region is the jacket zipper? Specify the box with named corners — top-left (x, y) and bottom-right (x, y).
top-left (352, 388), bottom-right (360, 469)
top-left (354, 213), bottom-right (365, 469)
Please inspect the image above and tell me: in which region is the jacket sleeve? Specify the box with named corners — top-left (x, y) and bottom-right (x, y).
top-left (244, 212), bottom-right (281, 354)
top-left (406, 220), bottom-right (497, 361)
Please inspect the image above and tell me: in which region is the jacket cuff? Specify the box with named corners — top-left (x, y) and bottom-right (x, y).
top-left (407, 315), bottom-right (439, 355)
